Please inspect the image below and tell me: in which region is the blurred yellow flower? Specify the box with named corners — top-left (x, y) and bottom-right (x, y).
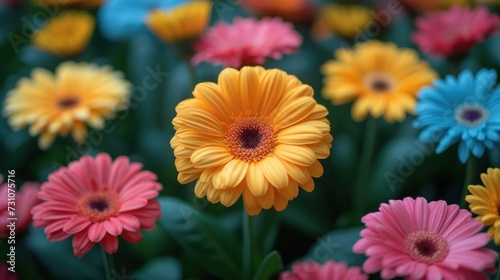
top-left (32, 12), bottom-right (95, 57)
top-left (3, 62), bottom-right (131, 149)
top-left (171, 66), bottom-right (332, 215)
top-left (403, 0), bottom-right (469, 12)
top-left (466, 168), bottom-right (500, 244)
top-left (321, 40), bottom-right (437, 123)
top-left (146, 1), bottom-right (212, 43)
top-left (241, 0), bottom-right (315, 24)
top-left (312, 4), bottom-right (373, 40)
top-left (34, 0), bottom-right (102, 9)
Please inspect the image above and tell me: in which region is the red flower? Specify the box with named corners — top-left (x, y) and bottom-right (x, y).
top-left (412, 5), bottom-right (500, 57)
top-left (31, 153), bottom-right (162, 257)
top-left (192, 17), bottom-right (302, 68)
top-left (0, 177), bottom-right (39, 237)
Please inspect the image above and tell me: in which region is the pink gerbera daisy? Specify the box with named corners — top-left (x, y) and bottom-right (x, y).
top-left (191, 17), bottom-right (302, 68)
top-left (31, 153), bottom-right (162, 257)
top-left (0, 176), bottom-right (39, 237)
top-left (412, 5), bottom-right (500, 58)
top-left (353, 197), bottom-right (498, 280)
top-left (280, 260), bottom-right (368, 280)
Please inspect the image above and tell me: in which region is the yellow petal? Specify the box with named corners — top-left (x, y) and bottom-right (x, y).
top-left (246, 162), bottom-right (269, 197)
top-left (238, 67), bottom-right (260, 112)
top-left (191, 144), bottom-right (234, 169)
top-left (275, 145), bottom-right (316, 166)
top-left (258, 156), bottom-right (289, 189)
top-left (220, 159), bottom-right (249, 188)
top-left (277, 122), bottom-right (324, 145)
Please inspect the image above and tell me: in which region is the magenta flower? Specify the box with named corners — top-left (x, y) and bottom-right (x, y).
top-left (412, 5), bottom-right (500, 58)
top-left (353, 197), bottom-right (498, 279)
top-left (0, 176), bottom-right (39, 237)
top-left (31, 153), bottom-right (162, 257)
top-left (191, 17), bottom-right (302, 68)
top-left (280, 260), bottom-right (368, 280)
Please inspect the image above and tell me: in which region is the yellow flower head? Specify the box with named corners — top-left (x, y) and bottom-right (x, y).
top-left (3, 62), bottom-right (131, 149)
top-left (171, 66), bottom-right (333, 215)
top-left (321, 40), bottom-right (437, 123)
top-left (32, 11), bottom-right (95, 57)
top-left (34, 0), bottom-right (102, 8)
top-left (466, 168), bottom-right (500, 244)
top-left (146, 1), bottom-right (212, 43)
top-left (312, 4), bottom-right (373, 40)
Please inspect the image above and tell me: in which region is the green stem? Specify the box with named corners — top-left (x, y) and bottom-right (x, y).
top-left (242, 211), bottom-right (255, 280)
top-left (101, 245), bottom-right (116, 280)
top-left (353, 117), bottom-right (378, 219)
top-left (460, 156), bottom-right (477, 208)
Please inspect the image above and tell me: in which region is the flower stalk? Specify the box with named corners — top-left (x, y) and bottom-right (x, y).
top-left (353, 117), bottom-right (377, 219)
top-left (101, 245), bottom-right (116, 280)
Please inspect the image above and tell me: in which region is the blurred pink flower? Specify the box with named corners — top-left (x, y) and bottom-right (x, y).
top-left (32, 153), bottom-right (162, 257)
top-left (0, 263), bottom-right (17, 280)
top-left (0, 176), bottom-right (40, 237)
top-left (353, 197), bottom-right (498, 279)
top-left (280, 260), bottom-right (367, 280)
top-left (192, 17), bottom-right (302, 68)
top-left (412, 5), bottom-right (500, 57)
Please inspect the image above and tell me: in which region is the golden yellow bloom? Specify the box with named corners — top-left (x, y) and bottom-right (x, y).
top-left (171, 66), bottom-right (332, 215)
top-left (403, 0), bottom-right (469, 12)
top-left (34, 0), bottom-right (102, 8)
top-left (3, 62), bottom-right (131, 149)
top-left (146, 1), bottom-right (212, 43)
top-left (312, 4), bottom-right (373, 40)
top-left (321, 40), bottom-right (437, 123)
top-left (466, 168), bottom-right (500, 244)
top-left (32, 12), bottom-right (95, 57)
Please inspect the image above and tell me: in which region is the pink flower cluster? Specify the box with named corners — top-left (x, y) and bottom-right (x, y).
top-left (192, 17), bottom-right (302, 68)
top-left (412, 6), bottom-right (500, 57)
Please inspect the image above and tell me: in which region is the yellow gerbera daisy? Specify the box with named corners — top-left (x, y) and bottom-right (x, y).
top-left (466, 168), bottom-right (500, 244)
top-left (32, 12), bottom-right (95, 57)
top-left (3, 62), bottom-right (131, 149)
top-left (34, 0), bottom-right (102, 8)
top-left (312, 4), bottom-right (373, 40)
top-left (171, 66), bottom-right (333, 215)
top-left (146, 1), bottom-right (212, 43)
top-left (321, 40), bottom-right (438, 123)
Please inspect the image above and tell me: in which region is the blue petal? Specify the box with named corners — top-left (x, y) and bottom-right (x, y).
top-left (458, 141), bottom-right (470, 164)
top-left (98, 0), bottom-right (190, 41)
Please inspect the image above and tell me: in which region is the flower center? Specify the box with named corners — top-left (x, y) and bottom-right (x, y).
top-left (58, 97), bottom-right (79, 109)
top-left (363, 72), bottom-right (396, 93)
top-left (404, 231), bottom-right (449, 264)
top-left (455, 104), bottom-right (489, 127)
top-left (225, 117), bottom-right (276, 162)
top-left (77, 191), bottom-right (120, 222)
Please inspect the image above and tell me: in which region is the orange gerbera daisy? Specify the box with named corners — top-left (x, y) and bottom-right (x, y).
top-left (321, 40), bottom-right (437, 123)
top-left (171, 66), bottom-right (332, 215)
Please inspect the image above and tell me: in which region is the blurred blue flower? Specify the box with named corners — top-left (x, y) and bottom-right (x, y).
top-left (413, 69), bottom-right (500, 163)
top-left (98, 0), bottom-right (190, 41)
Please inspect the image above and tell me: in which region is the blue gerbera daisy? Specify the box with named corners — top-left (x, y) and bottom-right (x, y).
top-left (98, 0), bottom-right (190, 41)
top-left (413, 69), bottom-right (500, 163)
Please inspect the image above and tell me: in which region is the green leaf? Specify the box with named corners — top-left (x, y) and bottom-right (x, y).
top-left (158, 197), bottom-right (242, 280)
top-left (25, 227), bottom-right (103, 280)
top-left (252, 251), bottom-right (284, 280)
top-left (302, 227), bottom-right (366, 267)
top-left (134, 257), bottom-right (182, 280)
top-left (252, 211), bottom-right (279, 258)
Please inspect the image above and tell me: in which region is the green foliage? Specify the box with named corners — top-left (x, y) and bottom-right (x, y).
top-left (158, 197), bottom-right (242, 280)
